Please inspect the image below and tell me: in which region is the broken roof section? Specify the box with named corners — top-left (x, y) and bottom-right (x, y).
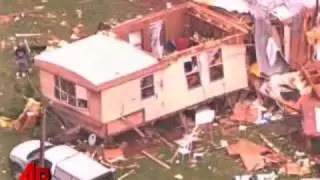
top-left (194, 0), bottom-right (317, 20)
top-left (35, 34), bottom-right (157, 86)
top-left (35, 2), bottom-right (249, 90)
top-left (112, 2), bottom-right (250, 61)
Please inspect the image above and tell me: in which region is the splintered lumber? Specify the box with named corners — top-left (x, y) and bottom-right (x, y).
top-left (153, 130), bottom-right (174, 149)
top-left (4, 9), bottom-right (41, 17)
top-left (179, 112), bottom-right (189, 133)
top-left (98, 156), bottom-right (118, 169)
top-left (159, 136), bottom-right (175, 149)
top-left (169, 149), bottom-right (180, 164)
top-left (118, 169), bottom-right (135, 180)
top-left (15, 33), bottom-right (42, 37)
top-left (51, 125), bottom-right (81, 143)
top-left (141, 150), bottom-right (171, 170)
top-left (120, 117), bottom-right (146, 138)
top-left (258, 134), bottom-right (281, 154)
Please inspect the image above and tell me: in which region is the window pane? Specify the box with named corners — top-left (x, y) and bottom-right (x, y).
top-left (209, 64), bottom-right (224, 81)
top-left (208, 49), bottom-right (222, 66)
top-left (60, 91), bottom-right (68, 101)
top-left (186, 72), bottom-right (201, 89)
top-left (54, 167), bottom-right (71, 180)
top-left (141, 75), bottom-right (154, 88)
top-left (77, 99), bottom-right (88, 108)
top-left (68, 95), bottom-right (76, 106)
top-left (184, 61), bottom-right (193, 73)
top-left (60, 78), bottom-right (69, 92)
top-left (54, 76), bottom-right (60, 87)
top-left (191, 56), bottom-right (198, 65)
top-left (44, 160), bottom-right (52, 169)
top-left (141, 86), bottom-right (155, 99)
top-left (184, 57), bottom-right (198, 74)
top-left (93, 172), bottom-right (115, 180)
top-left (67, 82), bottom-right (76, 95)
top-left (54, 88), bottom-right (60, 99)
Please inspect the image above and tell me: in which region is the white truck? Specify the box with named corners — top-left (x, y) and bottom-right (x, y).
top-left (9, 140), bottom-right (115, 180)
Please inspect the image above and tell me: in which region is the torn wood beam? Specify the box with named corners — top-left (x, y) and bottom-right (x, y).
top-left (189, 2), bottom-right (250, 33)
top-left (168, 149), bottom-right (180, 164)
top-left (1, 9), bottom-right (41, 17)
top-left (186, 11), bottom-right (233, 33)
top-left (120, 116), bottom-right (146, 138)
top-left (159, 136), bottom-right (175, 149)
top-left (141, 150), bottom-right (171, 170)
top-left (52, 125), bottom-right (81, 143)
top-left (179, 112), bottom-right (189, 133)
top-left (15, 33), bottom-right (42, 37)
top-left (118, 169), bottom-right (135, 180)
top-left (163, 33), bottom-right (245, 61)
top-left (258, 134), bottom-right (282, 155)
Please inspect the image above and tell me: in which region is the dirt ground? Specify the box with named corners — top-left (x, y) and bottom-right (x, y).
top-left (0, 0), bottom-right (316, 179)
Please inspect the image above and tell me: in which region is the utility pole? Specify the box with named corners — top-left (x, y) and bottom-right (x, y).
top-left (314, 0), bottom-right (319, 26)
top-left (39, 107), bottom-right (47, 167)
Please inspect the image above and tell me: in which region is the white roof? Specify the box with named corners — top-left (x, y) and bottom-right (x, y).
top-left (35, 34), bottom-right (157, 85)
top-left (56, 153), bottom-right (110, 180)
top-left (193, 0), bottom-right (318, 17)
top-left (10, 140), bottom-right (52, 162)
top-left (194, 0), bottom-right (250, 13)
top-left (44, 145), bottom-right (78, 165)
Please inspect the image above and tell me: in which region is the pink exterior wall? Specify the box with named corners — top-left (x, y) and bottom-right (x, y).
top-left (101, 45), bottom-right (248, 123)
top-left (39, 70), bottom-right (55, 99)
top-left (39, 70), bottom-right (102, 121)
top-left (107, 110), bottom-right (144, 135)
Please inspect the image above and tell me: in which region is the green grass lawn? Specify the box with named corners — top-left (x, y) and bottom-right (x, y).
top-left (0, 0), bottom-right (314, 179)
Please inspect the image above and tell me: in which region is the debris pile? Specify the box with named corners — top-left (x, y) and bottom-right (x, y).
top-left (12, 98), bottom-right (42, 132)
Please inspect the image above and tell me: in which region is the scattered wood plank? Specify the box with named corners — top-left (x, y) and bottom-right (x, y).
top-left (158, 136), bottom-right (175, 149)
top-left (168, 149), bottom-right (180, 164)
top-left (15, 33), bottom-right (42, 37)
top-left (98, 156), bottom-right (119, 169)
top-left (51, 125), bottom-right (81, 143)
top-left (258, 134), bottom-right (282, 154)
top-left (141, 150), bottom-right (171, 170)
top-left (1, 9), bottom-right (41, 17)
top-left (118, 169), bottom-right (135, 180)
top-left (120, 116), bottom-right (146, 138)
top-left (179, 112), bottom-right (189, 133)
top-left (91, 150), bottom-right (97, 159)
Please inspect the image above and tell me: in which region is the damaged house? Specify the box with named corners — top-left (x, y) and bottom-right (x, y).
top-left (34, 2), bottom-right (250, 138)
top-left (196, 0), bottom-right (320, 146)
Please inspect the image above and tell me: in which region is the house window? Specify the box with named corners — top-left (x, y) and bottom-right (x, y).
top-left (208, 49), bottom-right (224, 81)
top-left (54, 76), bottom-right (88, 109)
top-left (129, 31), bottom-right (143, 49)
top-left (184, 56), bottom-right (201, 89)
top-left (141, 75), bottom-right (155, 99)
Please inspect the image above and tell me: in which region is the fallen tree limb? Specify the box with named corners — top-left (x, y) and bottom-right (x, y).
top-left (141, 150), bottom-right (171, 170)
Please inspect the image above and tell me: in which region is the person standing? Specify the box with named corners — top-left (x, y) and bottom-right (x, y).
top-left (14, 42), bottom-right (29, 79)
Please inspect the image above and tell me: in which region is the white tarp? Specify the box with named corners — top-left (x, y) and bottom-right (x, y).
top-left (195, 108), bottom-right (215, 125)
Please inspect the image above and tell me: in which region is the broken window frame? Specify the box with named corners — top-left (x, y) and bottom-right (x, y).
top-left (140, 75), bottom-right (155, 99)
top-left (54, 76), bottom-right (88, 109)
top-left (129, 30), bottom-right (143, 49)
top-left (207, 48), bottom-right (224, 82)
top-left (184, 56), bottom-right (201, 89)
